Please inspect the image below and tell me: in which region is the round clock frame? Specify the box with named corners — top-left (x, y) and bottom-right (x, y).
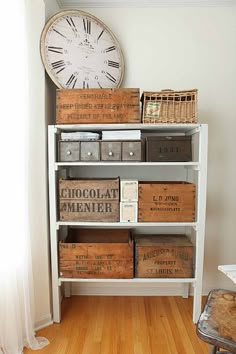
top-left (40, 10), bottom-right (125, 89)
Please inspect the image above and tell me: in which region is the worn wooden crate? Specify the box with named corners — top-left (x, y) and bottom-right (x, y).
top-left (59, 228), bottom-right (134, 278)
top-left (138, 181), bottom-right (195, 222)
top-left (56, 88), bottom-right (140, 124)
top-left (146, 136), bottom-right (192, 162)
top-left (141, 89), bottom-right (197, 124)
top-left (59, 178), bottom-right (119, 221)
top-left (134, 234), bottom-right (193, 278)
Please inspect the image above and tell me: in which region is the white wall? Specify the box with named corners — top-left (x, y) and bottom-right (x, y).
top-left (81, 6), bottom-right (236, 293)
top-left (34, 3), bottom-right (236, 326)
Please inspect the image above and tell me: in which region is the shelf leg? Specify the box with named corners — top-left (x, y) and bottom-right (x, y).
top-left (64, 282), bottom-right (72, 298)
top-left (48, 125), bottom-right (61, 323)
top-left (193, 124), bottom-right (208, 323)
top-left (182, 283), bottom-right (189, 298)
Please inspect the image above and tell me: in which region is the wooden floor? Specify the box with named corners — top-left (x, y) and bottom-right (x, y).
top-left (24, 296), bottom-right (209, 354)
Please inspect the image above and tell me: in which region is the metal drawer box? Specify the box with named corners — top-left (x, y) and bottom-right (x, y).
top-left (146, 136), bottom-right (192, 162)
top-left (101, 141), bottom-right (121, 161)
top-left (122, 141), bottom-right (144, 161)
top-left (59, 141), bottom-right (80, 162)
top-left (80, 141), bottom-right (100, 161)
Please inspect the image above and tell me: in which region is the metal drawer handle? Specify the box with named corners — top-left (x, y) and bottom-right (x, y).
top-left (129, 151), bottom-right (134, 156)
top-left (87, 152), bottom-right (92, 156)
top-left (108, 151), bottom-right (113, 156)
top-left (67, 150), bottom-right (71, 155)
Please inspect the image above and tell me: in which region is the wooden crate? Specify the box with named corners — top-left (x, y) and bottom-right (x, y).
top-left (59, 178), bottom-right (119, 222)
top-left (56, 88), bottom-right (140, 124)
top-left (138, 181), bottom-right (195, 222)
top-left (141, 89), bottom-right (197, 124)
top-left (134, 234), bottom-right (193, 278)
top-left (59, 228), bottom-right (134, 278)
top-left (146, 136), bottom-right (192, 162)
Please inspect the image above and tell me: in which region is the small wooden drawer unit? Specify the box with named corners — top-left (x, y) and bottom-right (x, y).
top-left (138, 181), bottom-right (195, 222)
top-left (59, 228), bottom-right (134, 279)
top-left (134, 234), bottom-right (193, 278)
top-left (59, 141), bottom-right (80, 162)
top-left (80, 141), bottom-right (100, 161)
top-left (122, 141), bottom-right (144, 161)
top-left (59, 178), bottom-right (119, 222)
top-left (58, 140), bottom-right (144, 162)
top-left (101, 141), bottom-right (121, 161)
top-left (146, 136), bottom-right (192, 162)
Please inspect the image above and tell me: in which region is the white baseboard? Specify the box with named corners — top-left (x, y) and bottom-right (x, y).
top-left (71, 282), bottom-right (194, 296)
top-left (35, 314), bottom-right (53, 331)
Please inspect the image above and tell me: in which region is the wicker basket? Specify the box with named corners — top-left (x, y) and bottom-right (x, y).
top-left (141, 89), bottom-right (198, 124)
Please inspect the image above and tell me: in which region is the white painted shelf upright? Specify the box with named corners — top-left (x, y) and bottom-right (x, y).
top-left (48, 123), bottom-right (208, 323)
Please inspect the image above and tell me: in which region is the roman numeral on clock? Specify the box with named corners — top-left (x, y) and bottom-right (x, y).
top-left (51, 60), bottom-right (66, 74)
top-left (105, 72), bottom-right (116, 84)
top-left (66, 74), bottom-right (77, 88)
top-left (66, 17), bottom-right (78, 35)
top-left (105, 46), bottom-right (116, 53)
top-left (83, 19), bottom-right (91, 34)
top-left (48, 46), bottom-right (63, 54)
top-left (83, 81), bottom-right (89, 88)
top-left (97, 30), bottom-right (104, 41)
top-left (108, 60), bottom-right (119, 69)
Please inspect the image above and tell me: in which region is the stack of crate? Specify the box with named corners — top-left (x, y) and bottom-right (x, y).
top-left (120, 180), bottom-right (138, 222)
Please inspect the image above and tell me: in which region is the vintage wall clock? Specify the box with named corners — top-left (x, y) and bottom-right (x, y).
top-left (40, 10), bottom-right (125, 89)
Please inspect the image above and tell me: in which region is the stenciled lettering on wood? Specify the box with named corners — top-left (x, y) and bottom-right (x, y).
top-left (56, 88), bottom-right (140, 124)
top-left (59, 179), bottom-right (120, 221)
top-left (60, 187), bottom-right (119, 199)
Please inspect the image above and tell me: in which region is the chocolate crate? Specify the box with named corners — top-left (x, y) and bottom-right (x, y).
top-left (59, 178), bottom-right (119, 222)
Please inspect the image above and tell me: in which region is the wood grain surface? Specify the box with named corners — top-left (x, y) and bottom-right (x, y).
top-left (24, 296), bottom-right (208, 354)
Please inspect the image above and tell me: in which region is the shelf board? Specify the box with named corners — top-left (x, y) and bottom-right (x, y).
top-left (56, 161), bottom-right (199, 168)
top-left (57, 221), bottom-right (197, 228)
top-left (54, 123), bottom-right (202, 133)
top-left (59, 277), bottom-right (196, 285)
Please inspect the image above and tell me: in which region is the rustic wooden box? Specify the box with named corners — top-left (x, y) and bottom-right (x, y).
top-left (146, 136), bottom-right (192, 162)
top-left (59, 228), bottom-right (134, 278)
top-left (56, 88), bottom-right (140, 124)
top-left (134, 234), bottom-right (193, 278)
top-left (59, 178), bottom-right (119, 221)
top-left (138, 181), bottom-right (195, 222)
top-left (120, 202), bottom-right (138, 222)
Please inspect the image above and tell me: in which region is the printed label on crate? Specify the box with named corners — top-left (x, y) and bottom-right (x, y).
top-left (120, 202), bottom-right (138, 222)
top-left (145, 102), bottom-right (161, 119)
top-left (121, 180), bottom-right (138, 201)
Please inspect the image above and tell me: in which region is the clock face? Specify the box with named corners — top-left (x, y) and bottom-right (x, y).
top-left (40, 10), bottom-right (125, 89)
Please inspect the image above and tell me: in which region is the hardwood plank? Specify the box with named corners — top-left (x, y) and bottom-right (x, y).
top-left (23, 296), bottom-right (209, 354)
